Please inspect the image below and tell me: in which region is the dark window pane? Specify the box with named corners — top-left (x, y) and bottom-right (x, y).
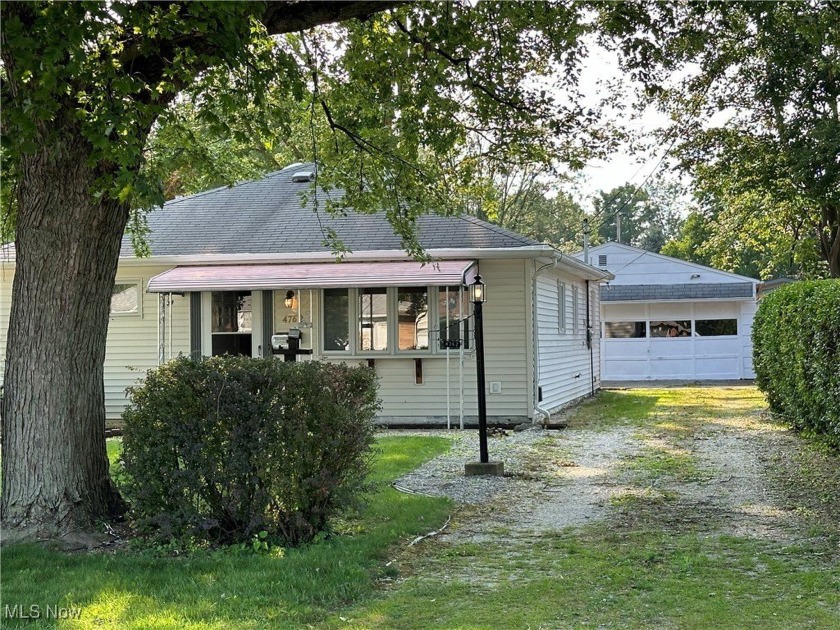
top-left (398, 287), bottom-right (429, 350)
top-left (323, 288), bottom-right (349, 351)
top-left (695, 319), bottom-right (738, 336)
top-left (605, 321), bottom-right (647, 338)
top-left (650, 320), bottom-right (692, 338)
top-left (211, 334), bottom-right (252, 356)
top-left (212, 292), bottom-right (251, 333)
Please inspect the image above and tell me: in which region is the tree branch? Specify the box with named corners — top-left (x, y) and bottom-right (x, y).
top-left (118, 2), bottom-right (405, 91)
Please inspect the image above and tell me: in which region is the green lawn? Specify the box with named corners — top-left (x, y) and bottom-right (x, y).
top-left (326, 387), bottom-right (840, 629)
top-left (1, 436), bottom-right (452, 629)
top-left (5, 389), bottom-right (839, 629)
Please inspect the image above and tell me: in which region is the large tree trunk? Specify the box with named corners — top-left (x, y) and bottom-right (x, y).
top-left (818, 205), bottom-right (840, 278)
top-left (1, 125), bottom-right (129, 545)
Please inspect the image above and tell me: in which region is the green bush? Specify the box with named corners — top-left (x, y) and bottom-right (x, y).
top-left (753, 280), bottom-right (840, 444)
top-left (120, 356), bottom-right (380, 546)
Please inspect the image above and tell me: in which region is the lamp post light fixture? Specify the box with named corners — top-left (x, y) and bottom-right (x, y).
top-left (464, 274), bottom-right (504, 477)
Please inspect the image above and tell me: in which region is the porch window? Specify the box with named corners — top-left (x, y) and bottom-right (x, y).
top-left (323, 288), bottom-right (350, 351)
top-left (358, 288), bottom-right (389, 351)
top-left (111, 281), bottom-right (141, 316)
top-left (438, 286), bottom-right (470, 350)
top-left (397, 287), bottom-right (429, 351)
top-left (211, 291), bottom-right (252, 355)
top-left (273, 288), bottom-right (313, 330)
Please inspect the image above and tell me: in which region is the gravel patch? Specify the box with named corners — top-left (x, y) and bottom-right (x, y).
top-left (388, 424), bottom-right (642, 539)
top-left (385, 403), bottom-right (808, 545)
top-left (516, 426), bottom-right (640, 533)
top-left (387, 427), bottom-right (551, 506)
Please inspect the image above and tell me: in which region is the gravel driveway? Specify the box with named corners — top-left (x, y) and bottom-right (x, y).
top-left (388, 386), bottom-right (821, 545)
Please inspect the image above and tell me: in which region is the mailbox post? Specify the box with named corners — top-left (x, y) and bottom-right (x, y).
top-left (271, 328), bottom-right (313, 362)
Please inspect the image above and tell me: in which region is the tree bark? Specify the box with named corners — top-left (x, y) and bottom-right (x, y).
top-left (1, 124), bottom-right (129, 544)
top-left (0, 0), bottom-right (403, 545)
top-left (817, 205), bottom-right (840, 278)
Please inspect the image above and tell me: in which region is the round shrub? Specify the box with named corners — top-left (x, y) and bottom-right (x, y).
top-left (120, 356), bottom-right (380, 546)
top-left (753, 280), bottom-right (840, 444)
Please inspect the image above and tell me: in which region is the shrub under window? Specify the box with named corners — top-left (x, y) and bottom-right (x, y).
top-left (120, 356), bottom-right (380, 546)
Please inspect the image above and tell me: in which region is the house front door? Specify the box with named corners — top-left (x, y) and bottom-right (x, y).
top-left (209, 291), bottom-right (257, 356)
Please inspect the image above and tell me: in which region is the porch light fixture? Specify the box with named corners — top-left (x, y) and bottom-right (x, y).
top-left (469, 274), bottom-right (486, 304)
top-left (284, 290), bottom-right (297, 309)
top-left (465, 274), bottom-right (504, 476)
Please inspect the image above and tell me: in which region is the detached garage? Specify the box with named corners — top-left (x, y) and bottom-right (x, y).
top-left (575, 242), bottom-right (759, 381)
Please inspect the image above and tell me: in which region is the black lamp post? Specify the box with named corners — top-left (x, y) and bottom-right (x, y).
top-left (464, 275), bottom-right (503, 476)
top-left (470, 274), bottom-right (489, 463)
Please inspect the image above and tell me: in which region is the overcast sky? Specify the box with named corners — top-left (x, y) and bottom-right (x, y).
top-left (571, 43), bottom-right (676, 207)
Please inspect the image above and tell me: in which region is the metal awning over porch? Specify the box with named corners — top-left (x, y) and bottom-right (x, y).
top-left (147, 260), bottom-right (478, 293)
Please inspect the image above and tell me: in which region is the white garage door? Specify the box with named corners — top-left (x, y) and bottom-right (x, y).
top-left (602, 301), bottom-right (750, 380)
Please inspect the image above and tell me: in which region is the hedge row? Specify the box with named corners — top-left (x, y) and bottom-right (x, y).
top-left (120, 356), bottom-right (380, 546)
top-left (753, 280), bottom-right (840, 444)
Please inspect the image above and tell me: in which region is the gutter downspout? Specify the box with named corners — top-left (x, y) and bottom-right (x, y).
top-left (532, 258), bottom-right (559, 424)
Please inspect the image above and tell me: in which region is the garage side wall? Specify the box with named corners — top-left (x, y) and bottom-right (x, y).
top-left (535, 267), bottom-right (600, 413)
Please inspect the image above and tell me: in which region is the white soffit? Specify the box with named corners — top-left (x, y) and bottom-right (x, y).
top-left (147, 260), bottom-right (478, 293)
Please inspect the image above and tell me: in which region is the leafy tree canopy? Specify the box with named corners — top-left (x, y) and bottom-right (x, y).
top-left (589, 180), bottom-right (683, 253)
top-left (2, 1), bottom-right (623, 257)
top-left (0, 0), bottom-right (636, 542)
top-left (604, 0), bottom-right (840, 275)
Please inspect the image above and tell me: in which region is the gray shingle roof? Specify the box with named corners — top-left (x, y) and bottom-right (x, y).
top-left (121, 164), bottom-right (540, 257)
top-left (601, 283), bottom-right (755, 302)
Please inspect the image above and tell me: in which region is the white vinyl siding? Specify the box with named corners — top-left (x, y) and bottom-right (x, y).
top-left (537, 268), bottom-right (601, 412)
top-left (104, 266), bottom-right (191, 418)
top-left (0, 263), bottom-right (12, 386)
top-left (0, 257), bottom-right (546, 423)
top-left (321, 259), bottom-right (531, 420)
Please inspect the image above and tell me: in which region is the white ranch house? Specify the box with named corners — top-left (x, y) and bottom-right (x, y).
top-left (0, 164), bottom-right (612, 426)
top-left (576, 242), bottom-right (759, 381)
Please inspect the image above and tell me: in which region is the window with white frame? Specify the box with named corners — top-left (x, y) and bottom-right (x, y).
top-left (323, 286), bottom-right (465, 354)
top-left (111, 281), bottom-right (141, 316)
top-left (397, 287), bottom-right (429, 351)
top-left (558, 280), bottom-right (566, 332)
top-left (358, 288), bottom-right (389, 351)
top-left (572, 284), bottom-right (579, 333)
